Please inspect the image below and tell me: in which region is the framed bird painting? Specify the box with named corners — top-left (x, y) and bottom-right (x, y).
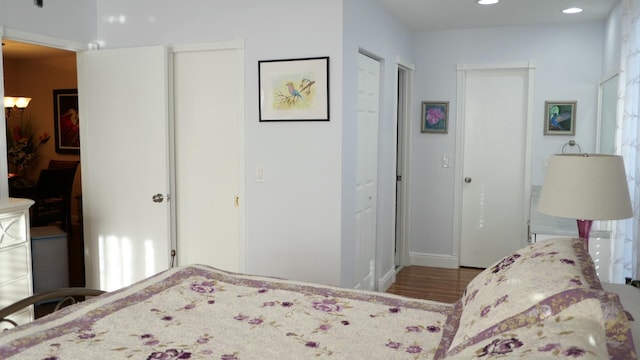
top-left (544, 101), bottom-right (576, 135)
top-left (258, 57), bottom-right (329, 121)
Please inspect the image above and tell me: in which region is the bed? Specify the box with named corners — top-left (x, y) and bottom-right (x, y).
top-left (0, 238), bottom-right (637, 359)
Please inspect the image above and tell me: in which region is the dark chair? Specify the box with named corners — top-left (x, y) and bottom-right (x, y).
top-left (31, 166), bottom-right (78, 234)
top-left (46, 160), bottom-right (79, 231)
top-left (47, 160), bottom-right (80, 170)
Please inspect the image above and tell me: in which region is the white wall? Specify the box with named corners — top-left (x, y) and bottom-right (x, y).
top-left (342, 0), bottom-right (413, 288)
top-left (0, 1), bottom-right (96, 43)
top-left (410, 23), bottom-right (604, 258)
top-left (93, 0), bottom-right (345, 285)
top-left (603, 2), bottom-right (623, 77)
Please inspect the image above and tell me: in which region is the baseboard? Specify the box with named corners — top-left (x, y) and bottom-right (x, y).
top-left (377, 267), bottom-right (396, 292)
top-left (409, 252), bottom-right (459, 269)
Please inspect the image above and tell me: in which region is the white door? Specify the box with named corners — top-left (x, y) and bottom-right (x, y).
top-left (355, 53), bottom-right (380, 290)
top-left (77, 46), bottom-right (172, 291)
top-left (173, 45), bottom-right (243, 271)
top-left (459, 66), bottom-right (532, 268)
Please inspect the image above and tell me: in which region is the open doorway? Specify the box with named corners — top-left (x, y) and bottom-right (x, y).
top-left (395, 64), bottom-right (412, 269)
top-left (2, 39), bottom-right (84, 288)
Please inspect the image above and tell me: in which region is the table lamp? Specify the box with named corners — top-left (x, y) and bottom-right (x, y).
top-left (537, 154), bottom-right (633, 248)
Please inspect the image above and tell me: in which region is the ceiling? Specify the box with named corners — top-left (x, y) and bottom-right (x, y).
top-left (374, 0), bottom-right (618, 32)
top-left (1, 0), bottom-right (619, 58)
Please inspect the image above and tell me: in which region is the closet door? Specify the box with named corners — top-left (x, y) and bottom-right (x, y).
top-left (77, 46), bottom-right (172, 291)
top-left (173, 43), bottom-right (243, 272)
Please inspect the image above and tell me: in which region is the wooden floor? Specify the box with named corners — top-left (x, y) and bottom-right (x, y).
top-left (386, 265), bottom-right (484, 303)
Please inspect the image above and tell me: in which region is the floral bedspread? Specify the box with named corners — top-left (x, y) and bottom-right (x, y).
top-left (0, 238), bottom-right (636, 359)
top-left (0, 265), bottom-right (454, 359)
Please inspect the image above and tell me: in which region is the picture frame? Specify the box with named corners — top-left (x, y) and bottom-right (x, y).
top-left (421, 101), bottom-right (449, 134)
top-left (544, 101), bottom-right (576, 135)
top-left (258, 56), bottom-right (329, 121)
top-left (53, 89), bottom-right (80, 154)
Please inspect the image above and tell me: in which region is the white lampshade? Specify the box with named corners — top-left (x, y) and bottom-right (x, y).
top-left (4, 96), bottom-right (31, 109)
top-left (538, 154), bottom-right (633, 221)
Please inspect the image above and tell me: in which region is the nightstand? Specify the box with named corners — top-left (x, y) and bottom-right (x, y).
top-left (0, 198), bottom-right (35, 329)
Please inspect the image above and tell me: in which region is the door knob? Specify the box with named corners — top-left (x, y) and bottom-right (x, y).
top-left (152, 194), bottom-right (164, 203)
top-left (464, 177), bottom-right (472, 183)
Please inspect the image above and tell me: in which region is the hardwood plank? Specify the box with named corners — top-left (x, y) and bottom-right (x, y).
top-left (386, 266), bottom-right (484, 303)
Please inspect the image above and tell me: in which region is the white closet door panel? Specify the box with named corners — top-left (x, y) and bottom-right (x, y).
top-left (78, 45), bottom-right (171, 291)
top-left (174, 48), bottom-right (241, 271)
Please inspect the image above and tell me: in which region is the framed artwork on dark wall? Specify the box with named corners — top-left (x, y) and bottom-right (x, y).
top-left (258, 56), bottom-right (329, 121)
top-left (53, 89), bottom-right (80, 154)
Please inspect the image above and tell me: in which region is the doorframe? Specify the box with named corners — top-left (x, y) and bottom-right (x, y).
top-left (394, 56), bottom-right (414, 270)
top-left (452, 62), bottom-right (536, 263)
top-left (0, 26), bottom-right (90, 199)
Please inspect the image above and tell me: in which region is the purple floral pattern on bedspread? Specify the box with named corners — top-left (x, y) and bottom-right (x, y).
top-left (449, 239), bottom-right (605, 352)
top-left (0, 238), bottom-right (635, 359)
top-left (0, 265), bottom-right (453, 359)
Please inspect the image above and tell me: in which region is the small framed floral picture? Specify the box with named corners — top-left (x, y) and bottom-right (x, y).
top-left (421, 101), bottom-right (449, 134)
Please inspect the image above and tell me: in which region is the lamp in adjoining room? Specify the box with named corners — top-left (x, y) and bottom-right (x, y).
top-left (537, 154), bottom-right (633, 249)
top-left (4, 96), bottom-right (32, 119)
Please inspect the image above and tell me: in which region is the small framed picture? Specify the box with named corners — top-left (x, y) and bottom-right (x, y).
top-left (258, 56), bottom-right (329, 121)
top-left (53, 89), bottom-right (80, 154)
top-left (544, 101), bottom-right (576, 135)
top-left (421, 101), bottom-right (448, 134)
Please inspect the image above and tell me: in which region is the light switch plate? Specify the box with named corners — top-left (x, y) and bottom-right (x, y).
top-left (442, 155), bottom-right (450, 168)
top-left (256, 167), bottom-right (266, 183)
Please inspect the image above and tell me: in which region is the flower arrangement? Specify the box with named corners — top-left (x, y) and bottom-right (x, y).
top-left (6, 114), bottom-right (50, 175)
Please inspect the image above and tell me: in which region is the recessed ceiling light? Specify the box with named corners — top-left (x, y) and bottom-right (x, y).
top-left (562, 7), bottom-right (583, 14)
top-left (478, 0), bottom-right (499, 4)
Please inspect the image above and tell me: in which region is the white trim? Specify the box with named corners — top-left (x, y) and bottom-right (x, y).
top-left (596, 72), bottom-right (620, 153)
top-left (377, 267), bottom-right (396, 292)
top-left (396, 55), bottom-right (415, 71)
top-left (0, 26), bottom-right (8, 199)
top-left (456, 61), bottom-right (535, 71)
top-left (236, 45), bottom-right (247, 272)
top-left (2, 27), bottom-right (89, 52)
top-left (523, 64), bottom-right (536, 249)
top-left (170, 39), bottom-right (245, 53)
top-left (409, 252), bottom-right (459, 269)
top-left (453, 68), bottom-right (466, 264)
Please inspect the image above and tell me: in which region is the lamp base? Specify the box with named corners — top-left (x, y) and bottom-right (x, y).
top-left (576, 219), bottom-right (593, 249)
